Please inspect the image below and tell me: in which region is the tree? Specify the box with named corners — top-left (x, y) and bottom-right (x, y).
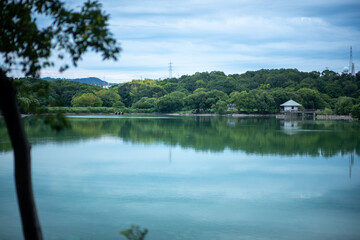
top-left (250, 89), bottom-right (276, 113)
top-left (324, 83), bottom-right (343, 98)
top-left (214, 100), bottom-right (227, 114)
top-left (296, 88), bottom-right (328, 109)
top-left (334, 97), bottom-right (354, 115)
top-left (229, 91), bottom-right (253, 112)
top-left (95, 89), bottom-right (122, 107)
top-left (163, 82), bottom-right (178, 93)
top-left (195, 79), bottom-right (206, 89)
top-left (269, 88), bottom-right (298, 109)
top-left (71, 92), bottom-right (103, 107)
top-left (157, 91), bottom-right (185, 112)
top-left (132, 97), bottom-right (157, 109)
top-left (343, 81), bottom-right (358, 98)
top-left (0, 1), bottom-right (120, 239)
top-left (351, 104), bottom-right (360, 119)
top-left (184, 92), bottom-right (208, 112)
top-left (118, 83), bottom-right (133, 107)
top-left (48, 80), bottom-right (102, 106)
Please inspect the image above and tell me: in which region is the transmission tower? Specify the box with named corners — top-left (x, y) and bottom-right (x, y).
top-left (349, 46), bottom-right (355, 76)
top-left (169, 61), bottom-right (172, 78)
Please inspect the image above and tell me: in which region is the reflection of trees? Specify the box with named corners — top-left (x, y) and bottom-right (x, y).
top-left (1, 117), bottom-right (359, 157)
top-left (350, 152), bottom-right (355, 179)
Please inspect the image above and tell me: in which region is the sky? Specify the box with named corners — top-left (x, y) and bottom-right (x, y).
top-left (25, 0), bottom-right (360, 83)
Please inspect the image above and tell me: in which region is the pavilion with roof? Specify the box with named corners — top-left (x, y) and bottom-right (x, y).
top-left (279, 99), bottom-right (316, 120)
top-left (280, 99), bottom-right (302, 112)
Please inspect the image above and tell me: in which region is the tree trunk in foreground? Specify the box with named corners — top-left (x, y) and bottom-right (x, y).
top-left (0, 70), bottom-right (43, 240)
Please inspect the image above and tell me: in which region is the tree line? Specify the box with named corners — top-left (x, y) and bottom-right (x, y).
top-left (13, 68), bottom-right (360, 117)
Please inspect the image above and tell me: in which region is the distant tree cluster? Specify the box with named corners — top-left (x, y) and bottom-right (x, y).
top-left (14, 78), bottom-right (124, 112)
top-left (15, 69), bottom-right (360, 117)
top-left (116, 69), bottom-right (360, 115)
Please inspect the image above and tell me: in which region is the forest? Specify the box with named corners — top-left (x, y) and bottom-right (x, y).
top-left (11, 68), bottom-right (360, 118)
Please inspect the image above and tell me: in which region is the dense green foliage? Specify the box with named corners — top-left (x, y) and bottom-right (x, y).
top-left (71, 93), bottom-right (103, 107)
top-left (50, 80), bottom-right (103, 106)
top-left (121, 69), bottom-right (359, 113)
top-left (12, 77), bottom-right (124, 112)
top-left (95, 89), bottom-right (122, 107)
top-left (351, 104), bottom-right (360, 119)
top-left (14, 69), bottom-right (360, 114)
top-left (335, 97), bottom-right (354, 115)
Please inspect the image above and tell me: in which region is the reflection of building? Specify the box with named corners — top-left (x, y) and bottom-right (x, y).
top-left (281, 120), bottom-right (300, 135)
top-left (227, 119), bottom-right (236, 127)
top-left (280, 99), bottom-right (302, 112)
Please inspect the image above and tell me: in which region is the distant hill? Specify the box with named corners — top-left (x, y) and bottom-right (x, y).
top-left (42, 77), bottom-right (112, 86)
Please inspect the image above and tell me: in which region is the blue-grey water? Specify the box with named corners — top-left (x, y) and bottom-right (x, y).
top-left (0, 116), bottom-right (359, 240)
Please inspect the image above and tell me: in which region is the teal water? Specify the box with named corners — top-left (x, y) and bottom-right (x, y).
top-left (0, 116), bottom-right (359, 240)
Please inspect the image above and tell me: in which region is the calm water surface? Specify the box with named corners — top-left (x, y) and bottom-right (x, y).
top-left (0, 116), bottom-right (359, 240)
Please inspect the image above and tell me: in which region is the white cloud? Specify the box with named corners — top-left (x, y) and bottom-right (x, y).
top-left (36, 0), bottom-right (360, 83)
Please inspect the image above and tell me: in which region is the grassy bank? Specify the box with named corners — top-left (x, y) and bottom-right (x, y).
top-left (43, 107), bottom-right (238, 114)
top-left (43, 107), bottom-right (117, 114)
top-left (43, 107), bottom-right (157, 114)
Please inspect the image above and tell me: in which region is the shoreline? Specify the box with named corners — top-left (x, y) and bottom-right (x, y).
top-left (315, 115), bottom-right (353, 120)
top-left (167, 113), bottom-right (277, 117)
top-left (165, 113), bottom-right (354, 120)
top-left (1, 112), bottom-right (355, 121)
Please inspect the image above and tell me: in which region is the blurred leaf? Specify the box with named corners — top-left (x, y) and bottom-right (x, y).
top-left (120, 225), bottom-right (148, 240)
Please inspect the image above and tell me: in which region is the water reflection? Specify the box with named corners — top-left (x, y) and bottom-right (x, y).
top-left (0, 116), bottom-right (359, 157)
top-left (281, 120), bottom-right (300, 135)
top-left (1, 136), bottom-right (359, 239)
top-left (1, 116), bottom-right (360, 240)
top-left (350, 151), bottom-right (355, 179)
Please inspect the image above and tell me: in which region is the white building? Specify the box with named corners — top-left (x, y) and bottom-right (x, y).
top-left (280, 99), bottom-right (302, 112)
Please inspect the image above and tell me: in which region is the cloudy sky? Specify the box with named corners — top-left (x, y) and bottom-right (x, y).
top-left (41, 0), bottom-right (360, 83)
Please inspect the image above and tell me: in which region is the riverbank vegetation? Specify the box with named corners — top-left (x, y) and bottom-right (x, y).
top-left (11, 69), bottom-right (360, 118)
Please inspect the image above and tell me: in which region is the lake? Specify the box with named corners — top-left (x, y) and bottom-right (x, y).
top-left (0, 115), bottom-right (359, 240)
